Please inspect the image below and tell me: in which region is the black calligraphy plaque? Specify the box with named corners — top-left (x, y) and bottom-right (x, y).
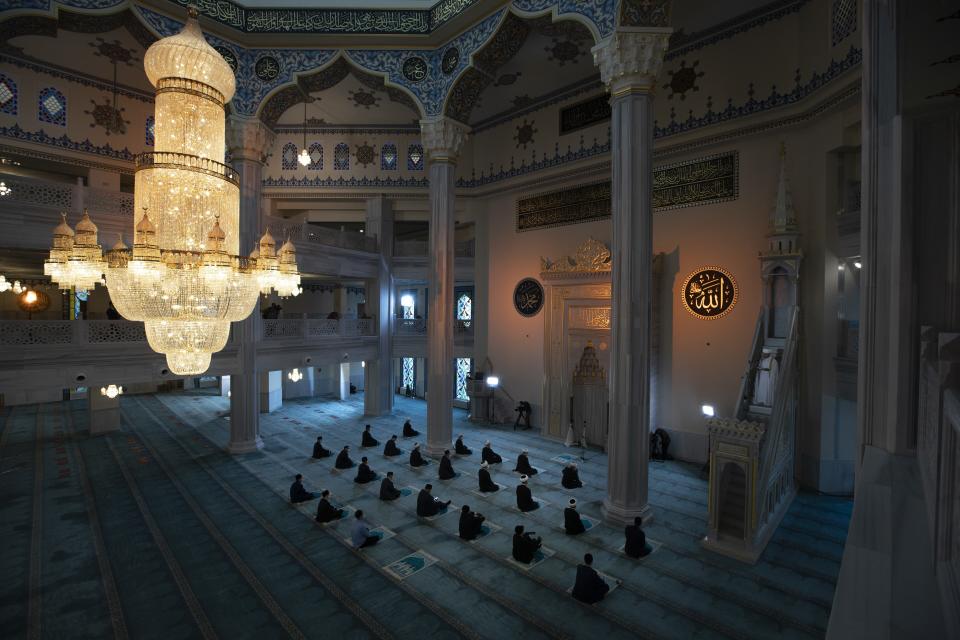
top-left (254, 55), bottom-right (281, 81)
top-left (681, 267), bottom-right (738, 320)
top-left (559, 93), bottom-right (611, 135)
top-left (441, 47), bottom-right (460, 75)
top-left (513, 278), bottom-right (544, 317)
top-left (402, 56), bottom-right (428, 83)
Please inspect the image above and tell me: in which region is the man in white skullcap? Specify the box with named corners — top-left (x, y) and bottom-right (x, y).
top-left (564, 498), bottom-right (586, 535)
top-left (516, 474), bottom-right (538, 511)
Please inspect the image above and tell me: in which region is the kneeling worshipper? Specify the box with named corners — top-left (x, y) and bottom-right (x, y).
top-left (312, 436), bottom-right (331, 459)
top-left (315, 490), bottom-right (345, 523)
top-left (455, 435), bottom-right (472, 455)
top-left (511, 525), bottom-right (542, 564)
top-left (624, 516), bottom-right (653, 558)
top-left (516, 475), bottom-right (539, 512)
top-left (335, 446), bottom-right (355, 469)
top-left (564, 498), bottom-right (586, 535)
top-left (384, 435), bottom-right (402, 456)
top-left (410, 442), bottom-right (429, 467)
top-left (478, 460), bottom-right (499, 492)
top-left (481, 441), bottom-right (503, 465)
top-left (514, 449), bottom-right (538, 475)
top-left (439, 450), bottom-right (457, 480)
top-left (355, 456), bottom-right (378, 484)
top-left (417, 483), bottom-right (451, 517)
top-left (351, 510), bottom-right (381, 549)
top-left (562, 462), bottom-right (583, 489)
top-left (403, 419), bottom-right (420, 437)
top-left (572, 554), bottom-right (611, 604)
top-left (380, 471), bottom-right (402, 500)
top-left (459, 505), bottom-right (485, 541)
top-left (361, 424), bottom-right (379, 448)
top-left (290, 474), bottom-right (316, 503)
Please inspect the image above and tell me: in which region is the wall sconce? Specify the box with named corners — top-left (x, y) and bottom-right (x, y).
top-left (361, 361), bottom-right (366, 368)
top-left (100, 384), bottom-right (123, 399)
top-left (288, 368), bottom-right (303, 382)
top-left (486, 376), bottom-right (500, 388)
top-left (701, 404), bottom-right (715, 417)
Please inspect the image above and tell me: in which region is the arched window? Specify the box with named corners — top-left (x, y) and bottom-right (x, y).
top-left (402, 357), bottom-right (415, 391)
top-left (0, 73), bottom-right (18, 115)
top-left (407, 143), bottom-right (424, 171)
top-left (145, 116), bottom-right (155, 146)
top-left (38, 87), bottom-right (66, 126)
top-left (334, 143), bottom-right (350, 170)
top-left (455, 357), bottom-right (472, 402)
top-left (307, 142), bottom-right (323, 170)
top-left (381, 143), bottom-right (398, 171)
top-left (456, 293), bottom-right (472, 321)
top-left (281, 142), bottom-right (298, 170)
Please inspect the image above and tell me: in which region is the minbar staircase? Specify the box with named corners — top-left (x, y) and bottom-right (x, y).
top-left (702, 307), bottom-right (799, 563)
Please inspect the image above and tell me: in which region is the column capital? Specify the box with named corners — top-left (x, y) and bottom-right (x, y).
top-left (226, 115), bottom-right (275, 164)
top-left (419, 116), bottom-right (469, 164)
top-left (591, 27), bottom-right (672, 96)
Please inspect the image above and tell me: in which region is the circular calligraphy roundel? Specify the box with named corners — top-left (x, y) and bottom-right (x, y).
top-left (513, 278), bottom-right (544, 318)
top-left (254, 55), bottom-right (281, 82)
top-left (681, 266), bottom-right (739, 320)
top-left (402, 56), bottom-right (428, 83)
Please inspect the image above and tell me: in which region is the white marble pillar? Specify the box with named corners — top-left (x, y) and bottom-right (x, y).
top-left (225, 116), bottom-right (273, 453)
top-left (592, 27), bottom-right (671, 524)
top-left (338, 363), bottom-right (351, 401)
top-left (364, 196), bottom-right (395, 416)
top-left (420, 116), bottom-right (469, 456)
top-left (259, 370), bottom-right (282, 413)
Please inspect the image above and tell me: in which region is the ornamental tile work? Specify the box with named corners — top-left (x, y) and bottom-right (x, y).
top-left (334, 143), bottom-right (350, 170)
top-left (514, 151), bottom-right (739, 231)
top-left (0, 73), bottom-right (17, 115)
top-left (381, 143), bottom-right (398, 171)
top-left (0, 124), bottom-right (137, 161)
top-left (38, 87), bottom-right (67, 126)
top-left (831, 0), bottom-right (857, 46)
top-left (511, 0), bottom-right (616, 38)
top-left (262, 175), bottom-right (429, 189)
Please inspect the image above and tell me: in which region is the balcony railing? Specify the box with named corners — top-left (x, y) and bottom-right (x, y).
top-left (395, 318), bottom-right (473, 336)
top-left (394, 238), bottom-right (475, 258)
top-left (264, 216), bottom-right (378, 253)
top-left (0, 319), bottom-right (146, 346)
top-left (261, 318), bottom-right (376, 340)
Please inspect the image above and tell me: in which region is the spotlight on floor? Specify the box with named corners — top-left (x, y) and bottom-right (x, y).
top-left (701, 404), bottom-right (715, 417)
top-left (486, 376), bottom-right (499, 388)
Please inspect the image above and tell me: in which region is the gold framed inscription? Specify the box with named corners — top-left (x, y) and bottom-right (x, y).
top-left (681, 266), bottom-right (738, 320)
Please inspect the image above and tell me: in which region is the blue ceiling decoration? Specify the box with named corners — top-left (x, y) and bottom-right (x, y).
top-left (511, 0), bottom-right (614, 39)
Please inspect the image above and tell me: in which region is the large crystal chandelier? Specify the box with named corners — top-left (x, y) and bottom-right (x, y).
top-left (44, 9), bottom-right (299, 375)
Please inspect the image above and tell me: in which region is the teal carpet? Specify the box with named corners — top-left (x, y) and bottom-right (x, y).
top-left (0, 392), bottom-right (852, 639)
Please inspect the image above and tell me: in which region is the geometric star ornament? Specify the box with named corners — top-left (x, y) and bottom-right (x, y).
top-left (45, 9), bottom-right (300, 376)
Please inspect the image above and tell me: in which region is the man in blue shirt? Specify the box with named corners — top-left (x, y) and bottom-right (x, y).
top-left (350, 510), bottom-right (380, 549)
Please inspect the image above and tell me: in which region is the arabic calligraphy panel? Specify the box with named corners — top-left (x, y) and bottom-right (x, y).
top-left (681, 266), bottom-right (739, 320)
top-left (513, 278), bottom-right (544, 317)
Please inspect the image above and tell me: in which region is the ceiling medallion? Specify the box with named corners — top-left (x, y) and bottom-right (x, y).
top-left (45, 10), bottom-right (300, 376)
top-left (402, 56), bottom-right (428, 83)
top-left (348, 89), bottom-right (381, 109)
top-left (214, 45), bottom-right (239, 72)
top-left (663, 60), bottom-right (704, 100)
top-left (355, 141), bottom-right (376, 167)
top-left (681, 266), bottom-right (738, 320)
top-left (544, 39), bottom-right (583, 66)
top-left (441, 47), bottom-right (460, 75)
top-left (513, 119), bottom-right (537, 149)
top-left (89, 37), bottom-right (138, 66)
top-left (494, 72), bottom-right (522, 87)
top-left (85, 98), bottom-right (129, 135)
top-left (255, 55), bottom-right (281, 81)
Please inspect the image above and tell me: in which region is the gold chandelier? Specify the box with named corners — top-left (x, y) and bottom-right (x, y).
top-left (44, 9), bottom-right (300, 376)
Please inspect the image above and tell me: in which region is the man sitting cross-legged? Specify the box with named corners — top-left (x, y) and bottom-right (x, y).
top-left (416, 483), bottom-right (451, 517)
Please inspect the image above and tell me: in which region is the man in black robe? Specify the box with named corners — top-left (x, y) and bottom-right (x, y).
top-left (409, 442), bottom-right (429, 467)
top-left (454, 435), bottom-right (472, 455)
top-left (458, 505), bottom-right (485, 540)
top-left (562, 462), bottom-right (583, 489)
top-left (564, 498), bottom-right (586, 535)
top-left (481, 440), bottom-right (502, 465)
top-left (383, 435), bottom-right (402, 456)
top-left (312, 436), bottom-right (331, 459)
top-left (478, 461), bottom-right (499, 492)
top-left (315, 490), bottom-right (344, 523)
top-left (361, 424), bottom-right (379, 448)
top-left (402, 419), bottom-right (419, 437)
top-left (379, 471), bottom-right (402, 500)
top-left (571, 553), bottom-right (610, 604)
top-left (514, 449), bottom-right (538, 475)
top-left (624, 516), bottom-right (652, 558)
top-left (416, 483), bottom-right (451, 517)
top-left (511, 525), bottom-right (542, 564)
top-left (335, 446), bottom-right (355, 469)
top-left (438, 449), bottom-right (456, 480)
top-left (516, 475), bottom-right (538, 511)
top-left (290, 474), bottom-right (315, 503)
top-left (355, 456), bottom-right (377, 484)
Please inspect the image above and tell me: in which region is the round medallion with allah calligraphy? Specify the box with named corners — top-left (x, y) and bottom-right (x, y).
top-left (681, 266), bottom-right (738, 320)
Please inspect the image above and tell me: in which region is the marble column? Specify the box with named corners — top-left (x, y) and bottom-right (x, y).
top-left (420, 116), bottom-right (469, 456)
top-left (225, 115), bottom-right (273, 453)
top-left (364, 196), bottom-right (395, 416)
top-left (592, 27), bottom-right (671, 524)
top-left (259, 370), bottom-right (282, 413)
